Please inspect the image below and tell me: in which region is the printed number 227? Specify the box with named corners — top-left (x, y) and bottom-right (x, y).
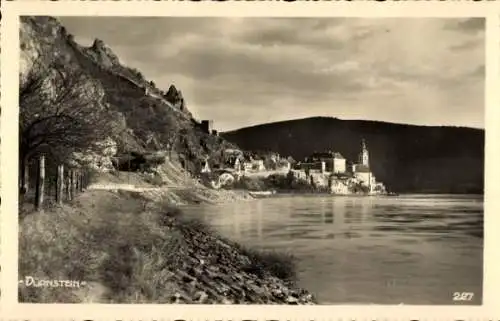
top-left (453, 292), bottom-right (474, 301)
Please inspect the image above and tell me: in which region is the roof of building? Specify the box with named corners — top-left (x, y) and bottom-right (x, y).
top-left (355, 164), bottom-right (371, 173)
top-left (278, 159), bottom-right (290, 165)
top-left (310, 151), bottom-right (345, 159)
top-left (224, 148), bottom-right (243, 155)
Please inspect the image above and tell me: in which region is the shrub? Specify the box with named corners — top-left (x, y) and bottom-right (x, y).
top-left (177, 216), bottom-right (213, 235)
top-left (265, 173), bottom-right (314, 192)
top-left (232, 176), bottom-right (267, 191)
top-left (240, 247), bottom-right (297, 283)
top-left (143, 173), bottom-right (164, 186)
top-left (155, 200), bottom-right (184, 226)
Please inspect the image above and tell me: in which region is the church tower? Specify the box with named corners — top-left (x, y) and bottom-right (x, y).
top-left (359, 139), bottom-right (369, 167)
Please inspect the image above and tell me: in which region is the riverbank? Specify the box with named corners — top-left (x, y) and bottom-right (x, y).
top-left (89, 168), bottom-right (256, 206)
top-left (19, 188), bottom-right (316, 304)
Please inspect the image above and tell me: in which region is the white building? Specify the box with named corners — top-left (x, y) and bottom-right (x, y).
top-left (320, 161), bottom-right (326, 173)
top-left (233, 157), bottom-right (242, 172)
top-left (277, 159), bottom-right (291, 171)
top-left (332, 153), bottom-right (346, 173)
top-left (253, 160), bottom-right (265, 171)
top-left (354, 165), bottom-right (372, 186)
top-left (201, 157), bottom-right (211, 173)
top-left (243, 162), bottom-right (253, 172)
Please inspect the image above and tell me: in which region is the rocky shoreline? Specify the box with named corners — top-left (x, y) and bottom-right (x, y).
top-left (135, 182), bottom-right (317, 304)
top-left (158, 214), bottom-right (316, 304)
top-left (141, 185), bottom-right (317, 304)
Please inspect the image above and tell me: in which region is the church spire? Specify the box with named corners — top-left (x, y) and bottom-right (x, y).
top-left (359, 138), bottom-right (369, 167)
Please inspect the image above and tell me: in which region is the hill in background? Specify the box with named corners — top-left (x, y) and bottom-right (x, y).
top-left (222, 117), bottom-right (484, 194)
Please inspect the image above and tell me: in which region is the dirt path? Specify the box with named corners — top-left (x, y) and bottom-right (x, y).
top-left (87, 183), bottom-right (184, 192)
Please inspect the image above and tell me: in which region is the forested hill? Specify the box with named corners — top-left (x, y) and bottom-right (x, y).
top-left (222, 117), bottom-right (484, 194)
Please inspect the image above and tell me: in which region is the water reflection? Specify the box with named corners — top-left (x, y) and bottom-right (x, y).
top-left (182, 194), bottom-right (483, 305)
top-left (324, 206), bottom-right (334, 224)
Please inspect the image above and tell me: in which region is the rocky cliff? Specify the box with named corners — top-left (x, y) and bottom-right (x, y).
top-left (20, 16), bottom-right (234, 173)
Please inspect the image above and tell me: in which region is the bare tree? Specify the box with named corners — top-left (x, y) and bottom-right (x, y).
top-left (19, 61), bottom-right (115, 193)
top-left (155, 110), bottom-right (181, 159)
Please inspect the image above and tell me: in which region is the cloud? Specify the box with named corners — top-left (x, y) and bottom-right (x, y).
top-left (57, 17), bottom-right (485, 131)
top-left (470, 64), bottom-right (485, 78)
top-left (449, 38), bottom-right (483, 51)
top-left (447, 18), bottom-right (485, 33)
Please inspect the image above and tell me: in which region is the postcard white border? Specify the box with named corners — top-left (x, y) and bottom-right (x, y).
top-left (2, 1), bottom-right (500, 319)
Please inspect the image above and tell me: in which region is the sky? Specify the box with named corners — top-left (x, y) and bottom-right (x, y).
top-left (58, 17), bottom-right (485, 132)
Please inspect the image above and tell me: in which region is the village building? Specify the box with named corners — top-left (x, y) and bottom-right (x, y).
top-left (238, 152), bottom-right (267, 173)
top-left (270, 153), bottom-right (280, 163)
top-left (200, 157), bottom-right (211, 173)
top-left (353, 164), bottom-right (372, 186)
top-left (301, 150), bottom-right (347, 174)
top-left (292, 139), bottom-right (386, 194)
top-left (352, 139), bottom-right (369, 172)
top-left (253, 159), bottom-right (266, 171)
top-left (351, 140), bottom-right (371, 186)
top-left (242, 156), bottom-right (265, 172)
top-left (350, 139), bottom-right (386, 193)
top-left (219, 149), bottom-right (268, 173)
top-left (220, 148), bottom-right (243, 171)
top-left (243, 161), bottom-right (253, 172)
top-left (277, 158), bottom-right (292, 171)
top-left (332, 153), bottom-right (346, 173)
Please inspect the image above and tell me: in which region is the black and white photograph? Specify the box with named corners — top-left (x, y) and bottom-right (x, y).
top-left (17, 15), bottom-right (484, 305)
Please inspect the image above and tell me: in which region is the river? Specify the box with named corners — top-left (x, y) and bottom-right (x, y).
top-left (182, 194), bottom-right (483, 305)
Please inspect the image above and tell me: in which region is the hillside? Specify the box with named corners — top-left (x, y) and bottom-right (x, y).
top-left (20, 16), bottom-right (234, 174)
top-left (222, 117), bottom-right (484, 194)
